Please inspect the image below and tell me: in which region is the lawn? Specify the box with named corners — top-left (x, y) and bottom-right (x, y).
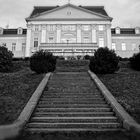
top-left (98, 62), bottom-right (140, 124)
top-left (0, 61), bottom-right (44, 125)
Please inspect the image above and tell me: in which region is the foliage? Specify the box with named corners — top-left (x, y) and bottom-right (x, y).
top-left (130, 52), bottom-right (140, 71)
top-left (89, 47), bottom-right (119, 74)
top-left (84, 55), bottom-right (91, 60)
top-left (0, 45), bottom-right (13, 72)
top-left (30, 50), bottom-right (56, 74)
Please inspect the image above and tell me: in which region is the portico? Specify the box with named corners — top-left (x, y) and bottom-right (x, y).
top-left (25, 4), bottom-right (112, 57)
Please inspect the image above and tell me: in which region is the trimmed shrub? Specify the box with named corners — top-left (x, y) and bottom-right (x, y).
top-left (0, 45), bottom-right (13, 72)
top-left (30, 50), bottom-right (56, 74)
top-left (84, 55), bottom-right (91, 60)
top-left (130, 52), bottom-right (140, 71)
top-left (89, 47), bottom-right (119, 74)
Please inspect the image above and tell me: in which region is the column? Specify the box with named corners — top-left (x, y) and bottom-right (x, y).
top-left (106, 24), bottom-right (112, 49)
top-left (56, 25), bottom-right (61, 43)
top-left (25, 24), bottom-right (32, 57)
top-left (92, 25), bottom-right (97, 43)
top-left (41, 25), bottom-right (46, 43)
top-left (77, 25), bottom-right (81, 43)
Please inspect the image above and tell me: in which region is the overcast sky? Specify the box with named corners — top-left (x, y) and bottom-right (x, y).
top-left (0, 0), bottom-right (140, 28)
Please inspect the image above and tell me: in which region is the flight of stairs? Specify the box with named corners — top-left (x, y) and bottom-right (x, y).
top-left (56, 60), bottom-right (89, 72)
top-left (26, 67), bottom-right (123, 132)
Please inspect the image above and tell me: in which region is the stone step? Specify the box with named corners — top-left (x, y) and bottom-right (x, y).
top-left (39, 99), bottom-right (105, 104)
top-left (36, 108), bottom-right (112, 112)
top-left (30, 117), bottom-right (119, 123)
top-left (33, 112), bottom-right (115, 117)
top-left (37, 104), bottom-right (109, 108)
top-left (43, 90), bottom-right (96, 93)
top-left (41, 94), bottom-right (104, 100)
top-left (40, 97), bottom-right (105, 103)
top-left (42, 92), bottom-right (101, 96)
top-left (27, 122), bottom-right (122, 129)
top-left (27, 128), bottom-right (123, 133)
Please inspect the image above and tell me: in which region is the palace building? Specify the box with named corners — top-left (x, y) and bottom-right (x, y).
top-left (0, 3), bottom-right (140, 58)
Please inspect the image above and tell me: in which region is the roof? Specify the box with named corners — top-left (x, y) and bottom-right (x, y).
top-left (111, 28), bottom-right (136, 35)
top-left (29, 5), bottom-right (109, 18)
top-left (1, 29), bottom-right (27, 35)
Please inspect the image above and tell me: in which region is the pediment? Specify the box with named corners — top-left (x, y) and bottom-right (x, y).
top-left (29, 4), bottom-right (110, 21)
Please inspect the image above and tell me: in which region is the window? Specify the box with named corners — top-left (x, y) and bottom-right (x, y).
top-left (112, 43), bottom-right (116, 50)
top-left (22, 43), bottom-right (26, 52)
top-left (82, 25), bottom-right (90, 31)
top-left (35, 25), bottom-right (39, 31)
top-left (18, 28), bottom-right (23, 34)
top-left (116, 27), bottom-right (120, 34)
top-left (48, 37), bottom-right (54, 43)
top-left (12, 43), bottom-right (16, 52)
top-left (34, 38), bottom-right (38, 48)
top-left (83, 37), bottom-right (90, 43)
top-left (122, 43), bottom-right (126, 51)
top-left (48, 25), bottom-right (55, 31)
top-left (135, 28), bottom-right (140, 34)
top-left (99, 25), bottom-right (104, 31)
top-left (132, 43), bottom-right (136, 50)
top-left (99, 38), bottom-right (104, 47)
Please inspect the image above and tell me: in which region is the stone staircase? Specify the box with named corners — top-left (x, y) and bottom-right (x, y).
top-left (56, 60), bottom-right (89, 72)
top-left (26, 61), bottom-right (123, 132)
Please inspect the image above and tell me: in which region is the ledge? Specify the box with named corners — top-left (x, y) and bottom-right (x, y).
top-left (0, 73), bottom-right (52, 140)
top-left (88, 70), bottom-right (140, 134)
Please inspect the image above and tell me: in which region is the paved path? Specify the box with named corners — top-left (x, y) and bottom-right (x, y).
top-left (26, 71), bottom-right (122, 132)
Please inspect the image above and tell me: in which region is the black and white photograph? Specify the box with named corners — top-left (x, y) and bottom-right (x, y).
top-left (0, 0), bottom-right (140, 139)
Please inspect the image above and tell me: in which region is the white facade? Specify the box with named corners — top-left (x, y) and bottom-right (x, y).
top-left (0, 4), bottom-right (140, 58)
top-left (25, 4), bottom-right (112, 58)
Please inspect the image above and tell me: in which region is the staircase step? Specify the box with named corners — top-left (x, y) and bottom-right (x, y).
top-left (27, 122), bottom-right (122, 129)
top-left (27, 128), bottom-right (123, 133)
top-left (40, 97), bottom-right (104, 102)
top-left (38, 100), bottom-right (106, 104)
top-left (30, 117), bottom-right (119, 123)
top-left (36, 108), bottom-right (112, 112)
top-left (33, 112), bottom-right (115, 117)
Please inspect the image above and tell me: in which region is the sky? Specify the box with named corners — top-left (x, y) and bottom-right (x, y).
top-left (0, 0), bottom-right (140, 28)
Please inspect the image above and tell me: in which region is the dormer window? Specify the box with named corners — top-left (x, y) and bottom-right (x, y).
top-left (135, 27), bottom-right (140, 34)
top-left (18, 28), bottom-right (23, 34)
top-left (115, 27), bottom-right (120, 34)
top-left (0, 27), bottom-right (3, 35)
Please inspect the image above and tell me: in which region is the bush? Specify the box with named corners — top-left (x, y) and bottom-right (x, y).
top-left (84, 55), bottom-right (91, 60)
top-left (0, 45), bottom-right (13, 72)
top-left (130, 52), bottom-right (140, 71)
top-left (89, 47), bottom-right (119, 74)
top-left (30, 50), bottom-right (56, 74)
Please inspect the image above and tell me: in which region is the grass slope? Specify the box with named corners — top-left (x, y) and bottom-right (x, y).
top-left (98, 67), bottom-right (140, 124)
top-left (0, 62), bottom-right (44, 125)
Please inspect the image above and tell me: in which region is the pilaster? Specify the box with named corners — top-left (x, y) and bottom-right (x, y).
top-left (91, 25), bottom-right (97, 43)
top-left (77, 25), bottom-right (81, 43)
top-left (25, 24), bottom-right (32, 57)
top-left (41, 25), bottom-right (47, 43)
top-left (106, 24), bottom-right (112, 49)
top-left (56, 25), bottom-right (61, 43)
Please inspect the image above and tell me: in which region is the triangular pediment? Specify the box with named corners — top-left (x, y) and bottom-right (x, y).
top-left (27, 4), bottom-right (111, 21)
